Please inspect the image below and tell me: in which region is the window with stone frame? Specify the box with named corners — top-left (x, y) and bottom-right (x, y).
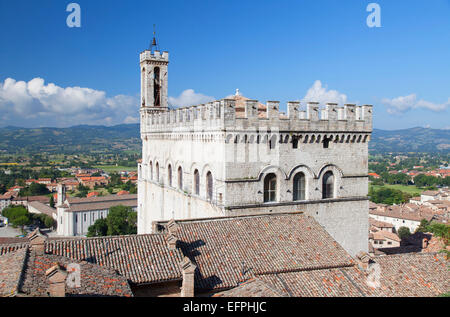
top-left (206, 171), bottom-right (213, 201)
top-left (194, 169), bottom-right (200, 195)
top-left (168, 164), bottom-right (172, 186)
top-left (150, 161), bottom-right (153, 180)
top-left (178, 166), bottom-right (183, 190)
top-left (264, 173), bottom-right (277, 202)
top-left (156, 162), bottom-right (160, 183)
top-left (293, 172), bottom-right (306, 201)
top-left (322, 171), bottom-right (334, 199)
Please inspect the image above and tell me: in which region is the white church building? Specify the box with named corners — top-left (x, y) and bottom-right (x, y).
top-left (137, 41), bottom-right (373, 256)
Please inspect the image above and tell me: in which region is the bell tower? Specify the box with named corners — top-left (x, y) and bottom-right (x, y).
top-left (139, 30), bottom-right (169, 112)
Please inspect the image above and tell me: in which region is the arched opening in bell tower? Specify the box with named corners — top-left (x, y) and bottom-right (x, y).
top-left (154, 67), bottom-right (161, 107)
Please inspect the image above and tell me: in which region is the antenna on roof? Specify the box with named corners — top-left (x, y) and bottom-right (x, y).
top-left (150, 24), bottom-right (160, 52)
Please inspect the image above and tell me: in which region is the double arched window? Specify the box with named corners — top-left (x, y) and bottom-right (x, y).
top-left (206, 171), bottom-right (213, 201)
top-left (264, 173), bottom-right (277, 202)
top-left (322, 171), bottom-right (334, 199)
top-left (194, 169), bottom-right (200, 195)
top-left (293, 172), bottom-right (306, 201)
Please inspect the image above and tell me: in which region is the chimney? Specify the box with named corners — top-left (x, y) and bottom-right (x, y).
top-left (355, 251), bottom-right (371, 270)
top-left (179, 257), bottom-right (197, 297)
top-left (167, 219), bottom-right (180, 234)
top-left (56, 184), bottom-right (66, 207)
top-left (45, 264), bottom-right (68, 297)
top-left (167, 233), bottom-right (178, 250)
top-left (28, 228), bottom-right (47, 255)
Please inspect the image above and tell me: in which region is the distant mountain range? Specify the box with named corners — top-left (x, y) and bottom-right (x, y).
top-left (371, 127), bottom-right (450, 153)
top-left (0, 124), bottom-right (141, 155)
top-left (0, 125), bottom-right (448, 154)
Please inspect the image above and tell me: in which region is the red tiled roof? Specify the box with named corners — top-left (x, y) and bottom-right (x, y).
top-left (369, 218), bottom-right (394, 229)
top-left (173, 213), bottom-right (354, 291)
top-left (45, 234), bottom-right (184, 284)
top-left (217, 252), bottom-right (449, 297)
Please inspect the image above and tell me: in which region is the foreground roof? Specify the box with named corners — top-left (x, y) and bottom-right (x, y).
top-left (46, 234), bottom-right (184, 284)
top-left (215, 252), bottom-right (449, 297)
top-left (173, 213), bottom-right (354, 291)
top-left (0, 245), bottom-right (133, 297)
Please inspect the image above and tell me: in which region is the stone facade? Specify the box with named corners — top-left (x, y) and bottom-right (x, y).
top-left (137, 47), bottom-right (373, 256)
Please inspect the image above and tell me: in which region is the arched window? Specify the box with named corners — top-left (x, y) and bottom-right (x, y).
top-left (150, 161), bottom-right (153, 180)
top-left (168, 164), bottom-right (172, 186)
top-left (194, 169), bottom-right (200, 195)
top-left (293, 172), bottom-right (306, 201)
top-left (264, 173), bottom-right (277, 202)
top-left (206, 171), bottom-right (213, 201)
top-left (322, 171), bottom-right (334, 199)
top-left (141, 68), bottom-right (146, 106)
top-left (156, 162), bottom-right (160, 183)
top-left (154, 67), bottom-right (160, 107)
top-left (178, 166), bottom-right (183, 189)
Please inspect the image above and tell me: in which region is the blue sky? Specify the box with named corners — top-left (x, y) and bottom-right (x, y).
top-left (0, 0), bottom-right (449, 129)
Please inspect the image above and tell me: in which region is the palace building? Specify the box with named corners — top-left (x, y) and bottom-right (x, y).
top-left (137, 41), bottom-right (373, 256)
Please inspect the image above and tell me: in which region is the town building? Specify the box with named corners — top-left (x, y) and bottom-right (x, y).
top-left (369, 202), bottom-right (433, 233)
top-left (56, 184), bottom-right (137, 236)
top-left (137, 45), bottom-right (373, 256)
top-left (0, 191), bottom-right (15, 211)
top-left (27, 201), bottom-right (57, 220)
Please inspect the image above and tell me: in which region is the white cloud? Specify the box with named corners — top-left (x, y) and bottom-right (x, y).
top-left (0, 77), bottom-right (139, 127)
top-left (124, 116), bottom-right (139, 124)
top-left (382, 94), bottom-right (450, 114)
top-left (168, 89), bottom-right (215, 108)
top-left (302, 80), bottom-right (348, 105)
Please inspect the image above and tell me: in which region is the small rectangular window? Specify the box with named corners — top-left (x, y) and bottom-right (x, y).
top-left (292, 137), bottom-right (298, 149)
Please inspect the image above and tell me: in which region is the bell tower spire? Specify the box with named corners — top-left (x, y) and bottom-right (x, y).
top-left (140, 26), bottom-right (169, 112)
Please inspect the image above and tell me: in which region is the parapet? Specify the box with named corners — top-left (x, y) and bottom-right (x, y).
top-left (140, 50), bottom-right (169, 63)
top-left (140, 99), bottom-right (373, 134)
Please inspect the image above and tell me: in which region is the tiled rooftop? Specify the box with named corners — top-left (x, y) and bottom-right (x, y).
top-left (21, 252), bottom-right (133, 297)
top-left (173, 213), bottom-right (354, 291)
top-left (46, 234), bottom-right (184, 284)
top-left (0, 248), bottom-right (27, 297)
top-left (216, 252), bottom-right (449, 297)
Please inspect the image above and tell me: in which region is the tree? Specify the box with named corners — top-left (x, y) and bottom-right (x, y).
top-left (49, 195), bottom-right (55, 208)
top-left (415, 219), bottom-right (430, 233)
top-left (2, 206), bottom-right (31, 229)
top-left (398, 226), bottom-right (411, 240)
top-left (87, 218), bottom-right (108, 237)
top-left (86, 205), bottom-right (137, 237)
top-left (106, 205), bottom-right (137, 236)
top-left (19, 182), bottom-right (50, 196)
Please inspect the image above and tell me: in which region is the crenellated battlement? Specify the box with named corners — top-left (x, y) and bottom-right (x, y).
top-left (140, 99), bottom-right (373, 134)
top-left (140, 50), bottom-right (169, 63)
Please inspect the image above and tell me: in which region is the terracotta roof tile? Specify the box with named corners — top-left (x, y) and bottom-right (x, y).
top-left (173, 213), bottom-right (354, 291)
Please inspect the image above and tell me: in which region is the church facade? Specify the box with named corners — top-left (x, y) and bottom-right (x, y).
top-left (137, 46), bottom-right (373, 256)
